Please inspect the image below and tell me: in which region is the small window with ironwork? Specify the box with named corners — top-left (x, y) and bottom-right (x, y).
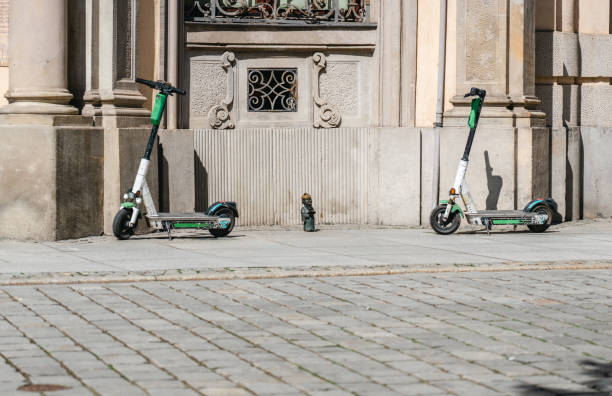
top-left (247, 68), bottom-right (298, 112)
top-left (186, 0), bottom-right (370, 24)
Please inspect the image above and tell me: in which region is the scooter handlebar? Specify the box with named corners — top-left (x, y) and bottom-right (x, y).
top-left (464, 87), bottom-right (486, 99)
top-left (136, 77), bottom-right (186, 96)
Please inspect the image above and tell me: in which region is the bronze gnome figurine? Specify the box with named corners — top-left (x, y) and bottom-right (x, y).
top-left (301, 193), bottom-right (316, 232)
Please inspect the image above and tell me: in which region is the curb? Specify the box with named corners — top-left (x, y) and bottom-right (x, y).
top-left (2, 259), bottom-right (612, 286)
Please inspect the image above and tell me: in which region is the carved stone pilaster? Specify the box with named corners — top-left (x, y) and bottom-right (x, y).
top-left (313, 52), bottom-right (341, 128)
top-left (83, 0), bottom-right (149, 124)
top-left (445, 0), bottom-right (545, 127)
top-left (208, 51), bottom-right (236, 129)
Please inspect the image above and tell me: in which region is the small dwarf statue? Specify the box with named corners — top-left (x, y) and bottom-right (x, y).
top-left (301, 193), bottom-right (316, 232)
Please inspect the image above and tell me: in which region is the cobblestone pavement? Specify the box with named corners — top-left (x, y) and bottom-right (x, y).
top-left (1, 269), bottom-right (612, 396)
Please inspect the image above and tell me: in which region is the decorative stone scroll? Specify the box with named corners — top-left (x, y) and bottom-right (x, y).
top-left (313, 52), bottom-right (341, 128)
top-left (208, 51), bottom-right (236, 129)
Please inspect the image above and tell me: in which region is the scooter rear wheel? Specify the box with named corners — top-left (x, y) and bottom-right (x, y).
top-left (112, 208), bottom-right (135, 240)
top-left (209, 207), bottom-right (235, 238)
top-left (430, 205), bottom-right (461, 235)
top-left (527, 205), bottom-right (552, 233)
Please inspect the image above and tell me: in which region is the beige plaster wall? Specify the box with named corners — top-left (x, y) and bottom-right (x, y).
top-left (444, 0), bottom-right (457, 113)
top-left (415, 0), bottom-right (457, 126)
top-left (137, 0), bottom-right (158, 110)
top-left (0, 66), bottom-right (7, 106)
top-left (415, 0), bottom-right (440, 127)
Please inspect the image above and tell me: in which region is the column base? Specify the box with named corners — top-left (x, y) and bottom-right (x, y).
top-left (0, 114), bottom-right (94, 126)
top-left (0, 101), bottom-right (79, 115)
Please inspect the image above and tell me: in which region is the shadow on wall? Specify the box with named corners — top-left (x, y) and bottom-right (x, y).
top-left (158, 144), bottom-right (170, 212)
top-left (484, 150), bottom-right (502, 210)
top-left (194, 150), bottom-right (208, 212)
top-left (516, 360), bottom-right (612, 395)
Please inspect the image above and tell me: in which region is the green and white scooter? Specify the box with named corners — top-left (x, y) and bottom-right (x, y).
top-left (430, 87), bottom-right (562, 235)
top-left (112, 78), bottom-right (238, 240)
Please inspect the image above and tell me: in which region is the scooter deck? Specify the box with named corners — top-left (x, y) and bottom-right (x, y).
top-left (147, 213), bottom-right (218, 222)
top-left (469, 210), bottom-right (536, 219)
top-left (466, 210), bottom-right (544, 226)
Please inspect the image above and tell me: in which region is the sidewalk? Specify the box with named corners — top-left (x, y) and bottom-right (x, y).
top-left (1, 219), bottom-right (612, 283)
top-left (2, 221), bottom-right (612, 395)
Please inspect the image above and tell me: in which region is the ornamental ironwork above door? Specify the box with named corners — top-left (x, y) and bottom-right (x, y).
top-left (247, 68), bottom-right (298, 112)
top-left (186, 0), bottom-right (370, 24)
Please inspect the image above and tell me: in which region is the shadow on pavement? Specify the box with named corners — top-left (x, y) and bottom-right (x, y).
top-left (516, 360), bottom-right (612, 396)
top-left (132, 232), bottom-right (245, 240)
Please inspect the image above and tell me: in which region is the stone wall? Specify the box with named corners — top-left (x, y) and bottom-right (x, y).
top-left (155, 125), bottom-right (552, 228)
top-left (191, 127), bottom-right (421, 227)
top-left (535, 0), bottom-right (612, 219)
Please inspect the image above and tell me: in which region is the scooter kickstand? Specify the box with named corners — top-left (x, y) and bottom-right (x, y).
top-left (484, 219), bottom-right (491, 236)
top-left (165, 222), bottom-right (172, 241)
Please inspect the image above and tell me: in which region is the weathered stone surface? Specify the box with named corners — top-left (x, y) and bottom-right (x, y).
top-left (103, 128), bottom-right (158, 236)
top-left (535, 84), bottom-right (580, 127)
top-left (582, 127), bottom-right (612, 218)
top-left (535, 31), bottom-right (579, 77)
top-left (189, 60), bottom-right (226, 118)
top-left (56, 127), bottom-right (104, 240)
top-left (320, 61), bottom-right (359, 116)
top-left (566, 126), bottom-right (582, 220)
top-left (367, 127), bottom-right (421, 225)
top-left (159, 129), bottom-right (195, 213)
top-left (536, 32), bottom-right (612, 78)
top-left (580, 84), bottom-right (612, 127)
top-left (439, 126), bottom-right (516, 211)
top-left (0, 125), bottom-right (103, 241)
top-left (550, 128), bottom-right (567, 219)
top-left (517, 127), bottom-right (550, 206)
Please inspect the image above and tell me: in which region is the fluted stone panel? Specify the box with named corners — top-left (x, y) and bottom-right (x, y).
top-left (194, 127), bottom-right (422, 227)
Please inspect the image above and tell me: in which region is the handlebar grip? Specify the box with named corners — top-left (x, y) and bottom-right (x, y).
top-left (136, 77), bottom-right (155, 88)
top-left (174, 88), bottom-right (186, 96)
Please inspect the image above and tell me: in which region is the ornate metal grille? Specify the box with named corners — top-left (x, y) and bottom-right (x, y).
top-left (247, 69), bottom-right (297, 112)
top-left (186, 0), bottom-right (370, 24)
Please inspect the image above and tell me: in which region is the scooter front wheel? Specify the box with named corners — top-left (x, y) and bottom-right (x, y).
top-left (112, 208), bottom-right (135, 240)
top-left (430, 205), bottom-right (461, 235)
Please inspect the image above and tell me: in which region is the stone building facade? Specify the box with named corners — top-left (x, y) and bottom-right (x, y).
top-left (0, 0), bottom-right (611, 240)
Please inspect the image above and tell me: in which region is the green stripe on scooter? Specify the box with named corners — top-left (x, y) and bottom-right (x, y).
top-left (491, 219), bottom-right (523, 225)
top-left (173, 223), bottom-right (213, 228)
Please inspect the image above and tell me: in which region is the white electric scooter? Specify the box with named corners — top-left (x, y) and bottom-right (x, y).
top-left (112, 78), bottom-right (238, 240)
top-left (430, 88), bottom-right (562, 235)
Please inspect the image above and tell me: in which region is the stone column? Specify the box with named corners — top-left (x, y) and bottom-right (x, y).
top-left (0, 0), bottom-right (77, 115)
top-left (83, 0), bottom-right (149, 127)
